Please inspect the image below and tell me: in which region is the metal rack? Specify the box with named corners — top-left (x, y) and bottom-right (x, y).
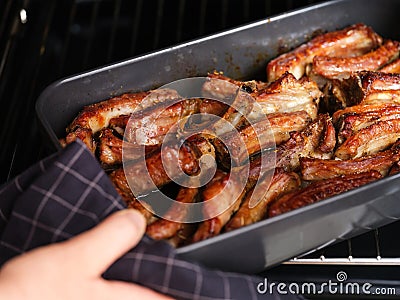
top-left (1, 0), bottom-right (400, 281)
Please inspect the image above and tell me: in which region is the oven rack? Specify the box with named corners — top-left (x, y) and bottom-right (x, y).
top-left (287, 227), bottom-right (400, 266)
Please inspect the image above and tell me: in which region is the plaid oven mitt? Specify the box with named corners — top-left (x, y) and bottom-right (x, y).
top-left (0, 140), bottom-right (302, 300)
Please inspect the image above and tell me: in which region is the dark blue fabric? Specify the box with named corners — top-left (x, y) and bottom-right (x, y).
top-left (0, 140), bottom-right (302, 300)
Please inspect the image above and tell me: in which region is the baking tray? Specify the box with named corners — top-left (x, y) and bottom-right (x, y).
top-left (36, 0), bottom-right (400, 274)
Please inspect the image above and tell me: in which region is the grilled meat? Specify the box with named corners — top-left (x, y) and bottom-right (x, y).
top-left (115, 136), bottom-right (214, 195)
top-left (202, 72), bottom-right (268, 100)
top-left (267, 23), bottom-right (382, 81)
top-left (253, 72), bottom-right (322, 120)
top-left (63, 90), bottom-right (180, 150)
top-left (389, 160), bottom-right (400, 175)
top-left (380, 58), bottom-right (400, 73)
top-left (268, 171), bottom-right (382, 217)
top-left (334, 103), bottom-right (400, 144)
top-left (312, 40), bottom-right (400, 79)
top-left (61, 127), bottom-right (95, 152)
top-left (204, 73), bottom-right (321, 136)
top-left (301, 141), bottom-right (400, 180)
top-left (335, 119), bottom-right (400, 159)
top-left (213, 111), bottom-right (311, 167)
top-left (225, 169), bottom-right (301, 231)
top-left (327, 71), bottom-right (400, 109)
top-left (275, 113), bottom-right (336, 171)
top-left (110, 173), bottom-right (156, 224)
top-left (97, 128), bottom-right (159, 166)
top-left (146, 187), bottom-right (199, 240)
top-left (192, 170), bottom-right (248, 242)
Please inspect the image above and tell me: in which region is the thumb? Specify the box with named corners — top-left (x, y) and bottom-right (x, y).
top-left (61, 209), bottom-right (146, 276)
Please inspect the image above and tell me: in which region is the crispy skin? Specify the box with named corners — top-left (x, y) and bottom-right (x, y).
top-left (267, 23), bottom-right (382, 81)
top-left (301, 141), bottom-right (400, 180)
top-left (380, 58), bottom-right (400, 73)
top-left (275, 114), bottom-right (336, 171)
top-left (268, 171), bottom-right (382, 217)
top-left (313, 40), bottom-right (400, 79)
top-left (225, 169), bottom-right (301, 231)
top-left (253, 73), bottom-right (322, 120)
top-left (146, 187), bottom-right (199, 240)
top-left (335, 119), bottom-right (400, 159)
top-left (335, 104), bottom-right (400, 144)
top-left (192, 170), bottom-right (248, 242)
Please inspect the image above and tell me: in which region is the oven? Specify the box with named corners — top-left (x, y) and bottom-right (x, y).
top-left (1, 0), bottom-right (400, 298)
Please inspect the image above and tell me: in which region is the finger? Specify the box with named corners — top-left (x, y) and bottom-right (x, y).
top-left (99, 280), bottom-right (174, 300)
top-left (61, 209), bottom-right (146, 276)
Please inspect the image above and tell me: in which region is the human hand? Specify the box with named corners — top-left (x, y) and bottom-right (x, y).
top-left (0, 210), bottom-right (172, 300)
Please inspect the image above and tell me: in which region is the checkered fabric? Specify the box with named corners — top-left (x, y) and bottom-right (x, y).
top-left (0, 140), bottom-right (302, 300)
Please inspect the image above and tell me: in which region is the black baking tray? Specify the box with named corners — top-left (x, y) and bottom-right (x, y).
top-left (36, 0), bottom-right (400, 274)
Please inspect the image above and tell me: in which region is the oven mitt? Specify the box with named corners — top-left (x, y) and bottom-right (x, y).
top-left (0, 140), bottom-right (302, 300)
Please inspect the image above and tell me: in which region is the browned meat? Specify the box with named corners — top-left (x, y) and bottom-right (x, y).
top-left (109, 174), bottom-right (156, 225)
top-left (202, 72), bottom-right (268, 101)
top-left (67, 89), bottom-right (184, 134)
top-left (97, 128), bottom-right (160, 166)
top-left (214, 111), bottom-right (311, 167)
top-left (63, 127), bottom-right (95, 152)
top-left (166, 223), bottom-right (198, 247)
top-left (204, 73), bottom-right (321, 136)
top-left (63, 89), bottom-right (182, 150)
top-left (275, 113), bottom-right (336, 171)
top-left (389, 160), bottom-right (400, 175)
top-left (225, 169), bottom-right (301, 231)
top-left (146, 187), bottom-right (199, 240)
top-left (301, 141), bottom-right (400, 180)
top-left (335, 119), bottom-right (400, 159)
top-left (267, 23), bottom-right (382, 81)
top-left (334, 104), bottom-right (400, 144)
top-left (312, 40), bottom-right (400, 79)
top-left (380, 58), bottom-right (400, 73)
top-left (120, 135), bottom-right (215, 195)
top-left (332, 103), bottom-right (400, 124)
top-left (327, 72), bottom-right (400, 109)
top-left (124, 99), bottom-right (199, 146)
top-left (253, 72), bottom-right (322, 120)
top-left (268, 171), bottom-right (382, 217)
top-left (192, 170), bottom-right (248, 242)
top-left (109, 114), bottom-right (130, 135)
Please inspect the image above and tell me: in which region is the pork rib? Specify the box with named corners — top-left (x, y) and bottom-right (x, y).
top-left (268, 171), bottom-right (382, 217)
top-left (267, 23), bottom-right (382, 81)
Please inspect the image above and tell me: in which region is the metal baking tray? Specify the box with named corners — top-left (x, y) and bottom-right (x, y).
top-left (36, 0), bottom-right (400, 274)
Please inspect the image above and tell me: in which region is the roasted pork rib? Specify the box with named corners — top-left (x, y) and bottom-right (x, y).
top-left (267, 23), bottom-right (382, 81)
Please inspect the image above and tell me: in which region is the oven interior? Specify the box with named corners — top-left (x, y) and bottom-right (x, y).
top-left (1, 0), bottom-right (400, 296)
